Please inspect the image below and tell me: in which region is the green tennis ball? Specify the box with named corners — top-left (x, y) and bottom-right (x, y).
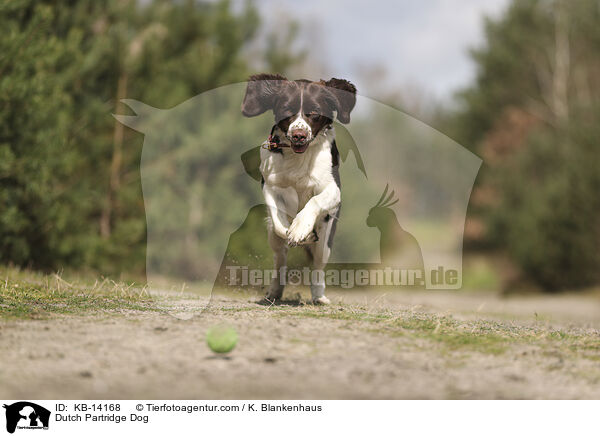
top-left (206, 324), bottom-right (238, 354)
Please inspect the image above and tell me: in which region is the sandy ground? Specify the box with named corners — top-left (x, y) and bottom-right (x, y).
top-left (2, 289), bottom-right (600, 399)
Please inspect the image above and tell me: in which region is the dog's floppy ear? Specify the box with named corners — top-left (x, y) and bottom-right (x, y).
top-left (323, 78), bottom-right (357, 124)
top-left (241, 73), bottom-right (287, 117)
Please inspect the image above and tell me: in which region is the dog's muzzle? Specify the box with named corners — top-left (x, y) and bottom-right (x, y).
top-left (287, 117), bottom-right (313, 153)
top-left (289, 129), bottom-right (311, 153)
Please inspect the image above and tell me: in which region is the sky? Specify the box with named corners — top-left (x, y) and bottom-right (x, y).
top-left (248, 0), bottom-right (510, 103)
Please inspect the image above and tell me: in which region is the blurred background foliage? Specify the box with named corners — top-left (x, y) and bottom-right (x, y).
top-left (1, 0), bottom-right (599, 292)
top-left (448, 0), bottom-right (600, 291)
top-left (0, 0), bottom-right (299, 278)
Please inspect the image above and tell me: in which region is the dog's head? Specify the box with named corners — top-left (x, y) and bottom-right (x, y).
top-left (241, 74), bottom-right (356, 153)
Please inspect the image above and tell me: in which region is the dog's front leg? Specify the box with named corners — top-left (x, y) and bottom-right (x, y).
top-left (263, 185), bottom-right (296, 239)
top-left (263, 185), bottom-right (297, 301)
top-left (287, 183), bottom-right (340, 246)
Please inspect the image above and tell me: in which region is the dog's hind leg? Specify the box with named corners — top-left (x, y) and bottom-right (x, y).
top-left (265, 222), bottom-right (288, 301)
top-left (308, 212), bottom-right (337, 305)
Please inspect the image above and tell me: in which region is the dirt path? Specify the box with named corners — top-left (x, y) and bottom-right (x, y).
top-left (2, 289), bottom-right (600, 399)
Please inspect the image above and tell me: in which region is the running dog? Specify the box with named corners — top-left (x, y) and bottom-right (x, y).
top-left (241, 74), bottom-right (356, 304)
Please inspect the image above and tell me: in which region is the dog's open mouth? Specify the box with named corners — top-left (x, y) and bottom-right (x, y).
top-left (291, 141), bottom-right (310, 153)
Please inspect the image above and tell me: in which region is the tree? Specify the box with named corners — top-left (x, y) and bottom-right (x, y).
top-left (0, 0), bottom-right (302, 277)
top-left (454, 0), bottom-right (600, 290)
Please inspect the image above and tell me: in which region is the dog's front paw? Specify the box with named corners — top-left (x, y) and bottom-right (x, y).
top-left (287, 211), bottom-right (317, 246)
top-left (312, 296), bottom-right (331, 305)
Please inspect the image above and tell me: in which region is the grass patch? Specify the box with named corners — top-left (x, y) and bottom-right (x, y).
top-left (385, 314), bottom-right (509, 355)
top-left (270, 306), bottom-right (509, 355)
top-left (273, 304), bottom-right (600, 358)
top-left (0, 267), bottom-right (155, 319)
top-left (429, 331), bottom-right (507, 355)
top-left (4, 266), bottom-right (600, 363)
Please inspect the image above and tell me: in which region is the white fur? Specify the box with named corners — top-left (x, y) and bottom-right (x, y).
top-left (260, 126), bottom-right (340, 303)
top-left (287, 115), bottom-right (312, 142)
top-left (286, 89), bottom-right (312, 142)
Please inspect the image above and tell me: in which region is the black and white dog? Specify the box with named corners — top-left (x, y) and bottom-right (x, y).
top-left (241, 74), bottom-right (356, 304)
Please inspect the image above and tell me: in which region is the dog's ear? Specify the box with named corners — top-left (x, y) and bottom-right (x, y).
top-left (241, 73), bottom-right (287, 117)
top-left (323, 78), bottom-right (356, 124)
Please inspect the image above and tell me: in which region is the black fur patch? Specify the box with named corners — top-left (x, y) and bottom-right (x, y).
top-left (327, 140), bottom-right (341, 249)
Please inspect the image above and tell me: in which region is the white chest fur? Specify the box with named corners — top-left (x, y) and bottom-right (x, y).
top-left (260, 128), bottom-right (336, 210)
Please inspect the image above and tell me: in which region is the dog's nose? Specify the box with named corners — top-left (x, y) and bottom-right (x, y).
top-left (291, 130), bottom-right (307, 143)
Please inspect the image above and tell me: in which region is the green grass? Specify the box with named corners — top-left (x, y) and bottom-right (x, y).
top-left (0, 267), bottom-right (155, 319)
top-left (259, 303), bottom-right (600, 358)
top-left (287, 308), bottom-right (509, 354)
top-left (4, 266), bottom-right (600, 364)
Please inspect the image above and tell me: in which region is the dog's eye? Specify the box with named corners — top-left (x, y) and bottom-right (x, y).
top-left (306, 112), bottom-right (320, 119)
